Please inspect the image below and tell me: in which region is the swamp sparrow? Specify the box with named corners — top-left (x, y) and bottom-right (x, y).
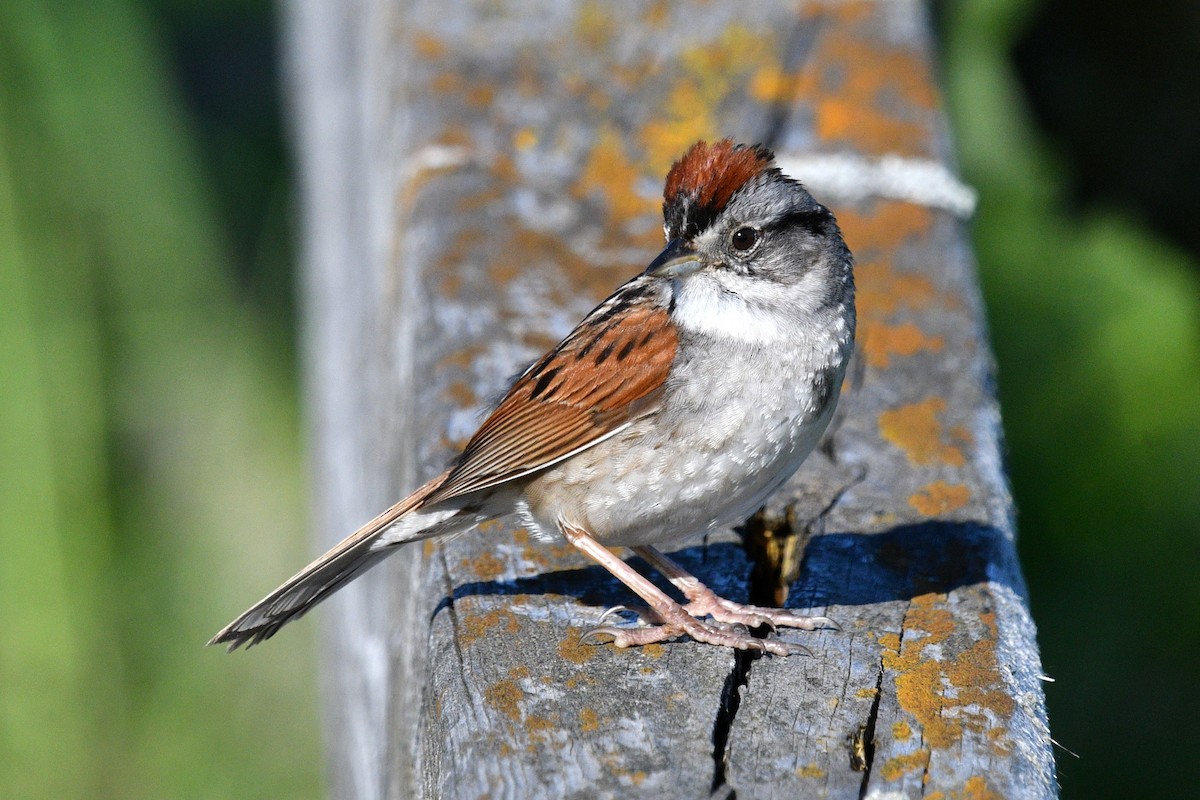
top-left (212, 139), bottom-right (855, 656)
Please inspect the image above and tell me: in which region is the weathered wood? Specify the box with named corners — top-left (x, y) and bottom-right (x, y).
top-left (287, 1), bottom-right (1057, 798)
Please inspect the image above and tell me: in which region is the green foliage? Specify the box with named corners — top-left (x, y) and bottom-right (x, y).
top-left (941, 1), bottom-right (1200, 796)
top-left (0, 1), bottom-right (319, 798)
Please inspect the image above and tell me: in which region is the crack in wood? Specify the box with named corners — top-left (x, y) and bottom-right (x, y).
top-left (437, 548), bottom-right (474, 705)
top-left (920, 741), bottom-right (932, 799)
top-left (715, 459), bottom-right (864, 795)
top-left (855, 658), bottom-right (886, 799)
top-left (760, 13), bottom-right (825, 149)
top-left (739, 465), bottom-right (867, 607)
top-left (709, 649), bottom-right (755, 798)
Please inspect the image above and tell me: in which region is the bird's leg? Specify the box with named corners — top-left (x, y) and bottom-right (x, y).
top-left (561, 524), bottom-right (798, 655)
top-left (632, 545), bottom-right (838, 632)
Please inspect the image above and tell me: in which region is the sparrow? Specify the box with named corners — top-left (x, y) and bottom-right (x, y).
top-left (211, 139), bottom-right (856, 656)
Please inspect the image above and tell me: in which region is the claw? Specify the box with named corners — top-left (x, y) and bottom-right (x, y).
top-left (778, 614), bottom-right (839, 631)
top-left (756, 638), bottom-right (792, 657)
top-left (597, 605), bottom-right (630, 625)
top-left (781, 640), bottom-right (814, 657)
top-left (580, 625), bottom-right (623, 647)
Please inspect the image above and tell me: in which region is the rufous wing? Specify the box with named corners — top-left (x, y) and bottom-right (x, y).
top-left (426, 280), bottom-right (677, 504)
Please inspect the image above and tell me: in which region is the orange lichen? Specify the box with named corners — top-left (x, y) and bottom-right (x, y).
top-left (881, 594), bottom-right (1014, 751)
top-left (641, 0), bottom-right (671, 27)
top-left (513, 50), bottom-right (542, 97)
top-left (840, 205), bottom-right (953, 375)
top-left (817, 31), bottom-right (938, 156)
top-left (881, 749), bottom-right (930, 781)
top-left (679, 25), bottom-right (762, 93)
top-left (963, 776), bottom-right (1002, 800)
top-left (484, 678), bottom-right (523, 722)
top-left (879, 397), bottom-right (966, 467)
top-left (802, 0), bottom-right (874, 24)
top-left (987, 726), bottom-right (1014, 756)
top-left (892, 720), bottom-right (912, 741)
top-left (838, 203), bottom-right (934, 256)
top-left (640, 107), bottom-right (715, 172)
top-left (877, 632), bottom-right (901, 652)
top-left (747, 7), bottom-right (940, 157)
top-left (512, 128), bottom-right (537, 151)
top-left (431, 225), bottom-right (484, 298)
top-left (797, 764), bottom-right (827, 779)
top-left (429, 71), bottom-right (496, 107)
top-left (925, 776), bottom-right (1002, 800)
top-left (525, 714), bottom-right (555, 736)
top-left (557, 628), bottom-right (597, 665)
top-left (639, 25), bottom-right (767, 170)
top-left (445, 380), bottom-right (477, 410)
top-left (574, 0), bottom-right (615, 51)
top-left (815, 99), bottom-right (926, 159)
top-left (862, 320), bottom-right (945, 368)
top-left (587, 89), bottom-right (612, 111)
top-left (949, 425), bottom-right (974, 447)
top-left (462, 550), bottom-right (506, 581)
top-left (856, 259), bottom-right (940, 322)
top-left (579, 707), bottom-right (600, 732)
top-left (748, 64), bottom-right (799, 104)
top-left (489, 225), bottom-right (624, 307)
top-left (908, 481), bottom-right (971, 516)
top-left (515, 525), bottom-right (578, 570)
top-left (411, 32), bottom-right (447, 60)
top-left (438, 344), bottom-right (485, 373)
top-left (573, 127), bottom-right (654, 229)
top-left (460, 607), bottom-right (522, 647)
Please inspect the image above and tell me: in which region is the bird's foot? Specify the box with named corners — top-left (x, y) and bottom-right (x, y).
top-left (585, 593), bottom-right (830, 656)
top-left (682, 589), bottom-right (839, 633)
top-left (563, 530), bottom-right (825, 656)
top-left (582, 614), bottom-right (805, 656)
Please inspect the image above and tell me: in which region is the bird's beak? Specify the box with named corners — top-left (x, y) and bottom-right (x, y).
top-left (644, 239), bottom-right (703, 279)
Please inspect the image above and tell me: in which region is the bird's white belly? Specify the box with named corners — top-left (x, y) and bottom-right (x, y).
top-left (521, 347), bottom-right (842, 547)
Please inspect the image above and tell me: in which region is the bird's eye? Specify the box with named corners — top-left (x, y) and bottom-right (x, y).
top-left (731, 226), bottom-right (759, 252)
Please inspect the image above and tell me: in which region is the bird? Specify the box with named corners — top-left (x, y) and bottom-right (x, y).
top-left (210, 139), bottom-right (856, 656)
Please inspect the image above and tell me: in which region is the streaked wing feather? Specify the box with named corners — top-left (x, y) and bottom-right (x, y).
top-left (427, 280), bottom-right (676, 504)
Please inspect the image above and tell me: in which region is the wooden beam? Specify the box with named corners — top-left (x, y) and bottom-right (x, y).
top-left (286, 1), bottom-right (1057, 797)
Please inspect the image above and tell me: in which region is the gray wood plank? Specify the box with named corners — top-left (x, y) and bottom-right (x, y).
top-left (287, 1), bottom-right (1057, 797)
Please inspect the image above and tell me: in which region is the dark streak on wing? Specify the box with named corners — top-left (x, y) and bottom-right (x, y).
top-left (424, 277), bottom-right (678, 504)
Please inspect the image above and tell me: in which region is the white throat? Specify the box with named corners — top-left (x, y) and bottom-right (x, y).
top-left (670, 274), bottom-right (806, 345)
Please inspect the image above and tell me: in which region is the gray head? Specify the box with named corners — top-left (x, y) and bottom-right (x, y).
top-left (645, 140), bottom-right (854, 344)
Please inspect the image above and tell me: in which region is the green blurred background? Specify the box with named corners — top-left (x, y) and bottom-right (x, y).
top-left (1, 1), bottom-right (1196, 798)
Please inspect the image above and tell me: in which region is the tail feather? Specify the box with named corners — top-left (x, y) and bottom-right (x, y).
top-left (209, 470), bottom-right (459, 651)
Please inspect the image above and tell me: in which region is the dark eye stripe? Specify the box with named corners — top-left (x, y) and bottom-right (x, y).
top-left (772, 206), bottom-right (832, 236)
